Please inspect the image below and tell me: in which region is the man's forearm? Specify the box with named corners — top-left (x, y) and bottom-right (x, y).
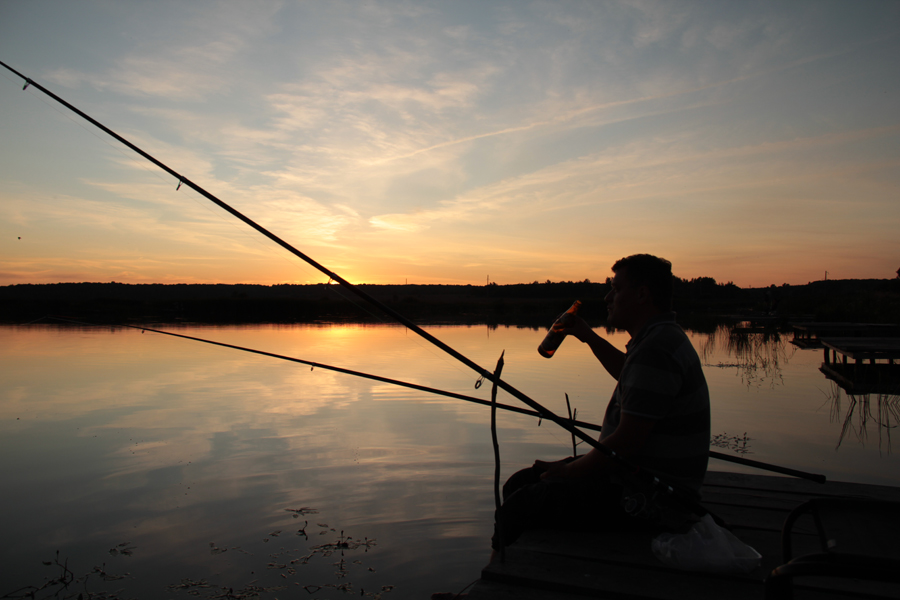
top-left (540, 446), bottom-right (616, 480)
top-left (582, 330), bottom-right (626, 379)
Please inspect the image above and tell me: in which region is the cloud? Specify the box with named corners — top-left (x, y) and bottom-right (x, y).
top-left (366, 117), bottom-right (900, 237)
top-left (367, 214), bottom-right (428, 233)
top-left (5, 1), bottom-right (900, 287)
top-left (266, 60), bottom-right (496, 157)
top-left (42, 0), bottom-right (282, 100)
top-left (45, 52), bottom-right (229, 101)
top-left (255, 191), bottom-right (361, 243)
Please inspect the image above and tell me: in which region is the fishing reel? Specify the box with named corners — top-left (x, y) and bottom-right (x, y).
top-left (622, 490), bottom-right (662, 522)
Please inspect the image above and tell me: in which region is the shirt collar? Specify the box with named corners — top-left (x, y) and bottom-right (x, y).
top-left (625, 311), bottom-right (677, 351)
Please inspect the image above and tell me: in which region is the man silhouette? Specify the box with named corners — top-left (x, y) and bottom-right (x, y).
top-left (492, 254), bottom-right (710, 550)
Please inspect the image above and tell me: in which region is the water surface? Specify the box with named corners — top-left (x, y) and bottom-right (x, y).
top-left (1, 323), bottom-right (897, 598)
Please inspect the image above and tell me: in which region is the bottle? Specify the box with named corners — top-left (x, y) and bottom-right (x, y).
top-left (537, 300), bottom-right (582, 358)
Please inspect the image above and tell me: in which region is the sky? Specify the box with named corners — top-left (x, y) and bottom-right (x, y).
top-left (1, 1), bottom-right (898, 288)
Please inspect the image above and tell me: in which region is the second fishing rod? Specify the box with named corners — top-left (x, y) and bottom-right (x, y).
top-left (0, 59), bottom-right (606, 460)
top-left (41, 315), bottom-right (826, 485)
top-left (1, 62), bottom-right (788, 519)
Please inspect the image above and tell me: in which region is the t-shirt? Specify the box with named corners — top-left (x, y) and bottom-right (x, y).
top-left (599, 313), bottom-right (710, 491)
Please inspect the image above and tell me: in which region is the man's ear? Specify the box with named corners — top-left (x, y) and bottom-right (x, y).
top-left (636, 284), bottom-right (651, 305)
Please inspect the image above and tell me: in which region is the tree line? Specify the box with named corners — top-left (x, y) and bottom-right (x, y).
top-left (1, 277), bottom-right (897, 325)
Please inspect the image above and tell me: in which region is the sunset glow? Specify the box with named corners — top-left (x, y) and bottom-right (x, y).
top-left (2, 1), bottom-right (898, 288)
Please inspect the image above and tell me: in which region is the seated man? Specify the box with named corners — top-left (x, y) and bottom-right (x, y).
top-left (492, 254), bottom-right (710, 550)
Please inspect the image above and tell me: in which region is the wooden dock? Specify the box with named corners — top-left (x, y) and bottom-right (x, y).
top-left (791, 323), bottom-right (900, 349)
top-left (819, 337), bottom-right (900, 394)
top-left (462, 471), bottom-right (900, 600)
top-left (821, 338), bottom-right (900, 364)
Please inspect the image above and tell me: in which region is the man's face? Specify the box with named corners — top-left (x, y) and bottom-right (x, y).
top-left (604, 270), bottom-right (641, 330)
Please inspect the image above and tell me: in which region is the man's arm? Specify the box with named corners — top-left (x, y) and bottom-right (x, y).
top-left (562, 317), bottom-right (626, 380)
top-left (538, 411), bottom-right (656, 479)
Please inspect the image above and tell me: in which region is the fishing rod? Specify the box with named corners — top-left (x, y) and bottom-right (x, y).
top-left (44, 316), bottom-right (602, 430)
top-left (4, 63), bottom-right (822, 517)
top-left (0, 59), bottom-right (603, 456)
top-left (44, 316), bottom-right (827, 483)
top-left (134, 324), bottom-right (825, 483)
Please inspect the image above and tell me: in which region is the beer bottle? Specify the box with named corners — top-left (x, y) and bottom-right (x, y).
top-left (537, 300), bottom-right (582, 358)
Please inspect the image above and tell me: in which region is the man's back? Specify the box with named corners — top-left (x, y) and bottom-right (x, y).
top-left (601, 314), bottom-right (711, 491)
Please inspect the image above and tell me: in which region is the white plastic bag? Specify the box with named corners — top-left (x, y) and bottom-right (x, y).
top-left (651, 514), bottom-right (762, 573)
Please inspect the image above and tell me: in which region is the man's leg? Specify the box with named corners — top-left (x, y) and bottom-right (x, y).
top-left (492, 474), bottom-right (630, 549)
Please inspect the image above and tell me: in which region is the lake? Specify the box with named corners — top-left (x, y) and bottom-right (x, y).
top-left (2, 322), bottom-right (898, 598)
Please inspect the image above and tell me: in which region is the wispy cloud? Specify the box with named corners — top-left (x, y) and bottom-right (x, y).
top-left (367, 120), bottom-right (900, 235)
top-left (3, 1), bottom-right (900, 286)
top-left (43, 1), bottom-right (280, 100)
top-left (46, 51), bottom-right (230, 101)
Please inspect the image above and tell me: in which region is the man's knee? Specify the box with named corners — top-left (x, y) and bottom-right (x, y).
top-left (501, 465), bottom-right (542, 501)
top-left (493, 481), bottom-right (552, 549)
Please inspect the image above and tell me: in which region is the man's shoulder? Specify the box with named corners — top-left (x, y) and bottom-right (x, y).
top-left (630, 320), bottom-right (692, 358)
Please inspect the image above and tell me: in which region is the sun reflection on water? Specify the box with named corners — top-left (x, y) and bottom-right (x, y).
top-left (1, 322), bottom-right (898, 598)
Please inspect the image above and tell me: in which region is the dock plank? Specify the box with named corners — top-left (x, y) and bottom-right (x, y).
top-left (821, 337), bottom-right (900, 361)
top-left (483, 544), bottom-right (765, 600)
top-left (465, 579), bottom-right (589, 600)
top-left (466, 471), bottom-right (900, 600)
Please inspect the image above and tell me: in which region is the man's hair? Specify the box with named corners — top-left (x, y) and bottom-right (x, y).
top-left (612, 254), bottom-right (673, 312)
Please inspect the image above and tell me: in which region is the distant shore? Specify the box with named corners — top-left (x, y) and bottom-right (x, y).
top-left (1, 279), bottom-right (898, 326)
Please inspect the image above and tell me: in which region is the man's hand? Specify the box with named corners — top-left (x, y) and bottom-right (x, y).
top-left (558, 316), bottom-right (626, 380)
top-left (534, 458), bottom-right (570, 480)
top-left (538, 453), bottom-right (602, 480)
top-left (557, 315), bottom-right (594, 342)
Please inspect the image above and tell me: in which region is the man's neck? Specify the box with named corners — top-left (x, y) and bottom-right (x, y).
top-left (626, 309), bottom-right (663, 339)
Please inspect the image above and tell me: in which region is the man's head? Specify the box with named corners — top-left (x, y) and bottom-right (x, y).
top-left (605, 254), bottom-right (673, 333)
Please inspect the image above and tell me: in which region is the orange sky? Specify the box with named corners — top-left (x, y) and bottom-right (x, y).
top-left (2, 1), bottom-right (898, 288)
